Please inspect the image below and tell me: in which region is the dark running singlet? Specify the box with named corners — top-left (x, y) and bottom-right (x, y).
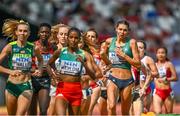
top-left (33, 41), bottom-right (54, 75)
top-left (9, 41), bottom-right (34, 72)
top-left (108, 37), bottom-right (133, 70)
top-left (55, 47), bottom-right (85, 76)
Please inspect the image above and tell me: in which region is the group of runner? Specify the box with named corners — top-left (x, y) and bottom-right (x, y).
top-left (0, 19), bottom-right (178, 115)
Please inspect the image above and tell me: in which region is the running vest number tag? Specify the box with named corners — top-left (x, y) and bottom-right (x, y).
top-left (158, 67), bottom-right (166, 78)
top-left (109, 52), bottom-right (125, 64)
top-left (81, 67), bottom-right (86, 75)
top-left (140, 71), bottom-right (146, 81)
top-left (42, 54), bottom-right (52, 67)
top-left (56, 60), bottom-right (82, 75)
top-left (12, 53), bottom-right (32, 71)
top-left (35, 54), bottom-right (52, 67)
top-left (94, 57), bottom-right (100, 65)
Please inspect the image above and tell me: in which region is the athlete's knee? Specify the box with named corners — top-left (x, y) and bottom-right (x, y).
top-left (107, 101), bottom-right (116, 110)
top-left (16, 109), bottom-right (27, 115)
top-left (166, 109), bottom-right (173, 114)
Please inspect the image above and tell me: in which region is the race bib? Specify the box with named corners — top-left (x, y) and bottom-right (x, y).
top-left (42, 54), bottom-right (52, 67)
top-left (94, 57), bottom-right (100, 65)
top-left (109, 52), bottom-right (125, 64)
top-left (35, 54), bottom-right (52, 67)
top-left (140, 71), bottom-right (146, 81)
top-left (158, 67), bottom-right (166, 78)
top-left (55, 58), bottom-right (60, 70)
top-left (81, 67), bottom-right (86, 75)
top-left (12, 54), bottom-right (32, 71)
top-left (56, 60), bottom-right (82, 75)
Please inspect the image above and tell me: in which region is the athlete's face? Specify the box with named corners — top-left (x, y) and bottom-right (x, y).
top-left (156, 48), bottom-right (166, 61)
top-left (39, 26), bottom-right (51, 41)
top-left (15, 24), bottom-right (30, 42)
top-left (68, 31), bottom-right (80, 49)
top-left (115, 24), bottom-right (129, 39)
top-left (137, 42), bottom-right (145, 58)
top-left (86, 31), bottom-right (98, 44)
top-left (57, 27), bottom-right (69, 45)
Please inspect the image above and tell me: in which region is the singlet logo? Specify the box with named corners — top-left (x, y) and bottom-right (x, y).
top-left (13, 48), bottom-right (20, 52)
top-left (123, 47), bottom-right (128, 52)
top-left (27, 48), bottom-right (32, 53)
top-left (20, 50), bottom-right (25, 54)
top-left (109, 52), bottom-right (125, 64)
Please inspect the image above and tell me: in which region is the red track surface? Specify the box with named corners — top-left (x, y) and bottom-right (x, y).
top-left (1, 103), bottom-right (180, 115)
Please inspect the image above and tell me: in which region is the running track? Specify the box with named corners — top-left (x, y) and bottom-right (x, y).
top-left (0, 103), bottom-right (180, 115)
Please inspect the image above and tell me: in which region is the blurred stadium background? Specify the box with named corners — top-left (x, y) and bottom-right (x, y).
top-left (0, 0), bottom-right (180, 114)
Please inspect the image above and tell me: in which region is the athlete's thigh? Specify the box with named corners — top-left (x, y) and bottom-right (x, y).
top-left (69, 105), bottom-right (81, 115)
top-left (121, 83), bottom-right (134, 106)
top-left (107, 81), bottom-right (118, 105)
top-left (89, 86), bottom-right (101, 109)
top-left (132, 97), bottom-right (143, 115)
top-left (28, 93), bottom-right (38, 115)
top-left (5, 90), bottom-right (17, 115)
top-left (38, 89), bottom-right (50, 108)
top-left (153, 94), bottom-right (163, 113)
top-left (91, 86), bottom-right (101, 102)
top-left (164, 96), bottom-right (174, 113)
top-left (55, 97), bottom-right (68, 115)
top-left (16, 90), bottom-right (33, 115)
top-left (47, 96), bottom-right (56, 115)
top-left (121, 83), bottom-right (134, 114)
top-left (81, 97), bottom-right (91, 115)
top-left (143, 94), bottom-right (152, 110)
top-left (98, 97), bottom-right (107, 115)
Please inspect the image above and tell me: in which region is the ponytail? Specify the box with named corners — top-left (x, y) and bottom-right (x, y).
top-left (2, 19), bottom-right (29, 41)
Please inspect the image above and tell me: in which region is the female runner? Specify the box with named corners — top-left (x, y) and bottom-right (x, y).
top-left (29, 23), bottom-right (52, 115)
top-left (46, 27), bottom-right (103, 115)
top-left (47, 24), bottom-right (70, 115)
top-left (0, 19), bottom-right (43, 115)
top-left (153, 47), bottom-right (178, 114)
top-left (100, 20), bottom-right (141, 115)
top-left (130, 40), bottom-right (158, 115)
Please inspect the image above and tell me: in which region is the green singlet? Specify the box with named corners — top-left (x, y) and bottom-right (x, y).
top-left (55, 47), bottom-right (85, 76)
top-left (108, 37), bottom-right (133, 70)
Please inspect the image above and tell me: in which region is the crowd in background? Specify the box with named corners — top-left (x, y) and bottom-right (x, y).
top-left (0, 0), bottom-right (180, 59)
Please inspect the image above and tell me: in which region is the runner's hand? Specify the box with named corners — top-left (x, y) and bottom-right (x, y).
top-left (76, 55), bottom-right (86, 65)
top-left (139, 88), bottom-right (146, 98)
top-left (31, 69), bottom-right (42, 77)
top-left (51, 78), bottom-right (58, 87)
top-left (115, 47), bottom-right (125, 59)
top-left (10, 70), bottom-right (22, 77)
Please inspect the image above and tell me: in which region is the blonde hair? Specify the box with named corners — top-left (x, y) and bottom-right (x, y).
top-left (49, 23), bottom-right (70, 44)
top-left (2, 19), bottom-right (29, 40)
